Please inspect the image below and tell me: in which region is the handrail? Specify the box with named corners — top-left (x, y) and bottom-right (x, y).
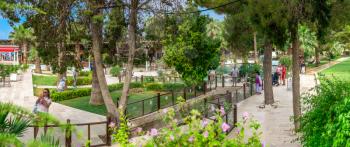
top-left (28, 120), bottom-right (108, 128)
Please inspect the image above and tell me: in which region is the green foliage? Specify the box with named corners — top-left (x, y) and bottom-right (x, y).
top-left (145, 83), bottom-right (163, 91)
top-left (162, 83), bottom-right (186, 92)
top-left (110, 65), bottom-right (122, 77)
top-left (66, 76), bottom-right (92, 86)
top-left (0, 64), bottom-right (20, 78)
top-left (118, 107), bottom-right (262, 146)
top-left (298, 25), bottom-right (317, 61)
top-left (51, 88), bottom-right (92, 101)
top-left (112, 112), bottom-right (129, 145)
top-left (163, 6), bottom-right (221, 85)
top-left (78, 71), bottom-right (92, 77)
top-left (300, 79), bottom-right (350, 147)
top-left (20, 64), bottom-right (29, 72)
top-left (279, 56), bottom-right (292, 71)
top-left (27, 134), bottom-right (60, 147)
top-left (143, 76), bottom-right (155, 83)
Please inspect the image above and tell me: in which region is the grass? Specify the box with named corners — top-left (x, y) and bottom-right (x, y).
top-left (59, 90), bottom-right (159, 117)
top-left (32, 75), bottom-right (57, 86)
top-left (321, 58), bottom-right (350, 81)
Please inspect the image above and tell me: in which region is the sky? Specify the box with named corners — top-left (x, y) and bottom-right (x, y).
top-left (0, 10), bottom-right (224, 40)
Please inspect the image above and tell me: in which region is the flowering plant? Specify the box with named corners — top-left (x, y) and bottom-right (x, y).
top-left (139, 108), bottom-right (262, 147)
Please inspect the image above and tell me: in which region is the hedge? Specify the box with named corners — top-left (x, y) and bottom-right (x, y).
top-left (145, 82), bottom-right (163, 91)
top-left (51, 88), bottom-right (91, 101)
top-left (163, 83), bottom-right (186, 91)
top-left (78, 71), bottom-right (92, 77)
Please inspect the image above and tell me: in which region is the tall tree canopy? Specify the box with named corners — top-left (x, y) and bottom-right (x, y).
top-left (163, 7), bottom-right (221, 85)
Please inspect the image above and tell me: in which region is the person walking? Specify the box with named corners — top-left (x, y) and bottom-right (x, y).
top-left (276, 64), bottom-right (282, 85)
top-left (281, 65), bottom-right (287, 85)
top-left (57, 77), bottom-right (66, 92)
top-left (255, 72), bottom-right (262, 94)
top-left (231, 66), bottom-right (239, 86)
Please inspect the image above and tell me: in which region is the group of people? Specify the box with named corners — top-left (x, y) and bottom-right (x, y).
top-left (273, 64), bottom-right (287, 86)
top-left (230, 66), bottom-right (263, 95)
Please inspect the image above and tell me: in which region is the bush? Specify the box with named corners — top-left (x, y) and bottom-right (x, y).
top-left (145, 82), bottom-right (163, 91)
top-left (216, 65), bottom-right (230, 75)
top-left (51, 88), bottom-right (91, 101)
top-left (108, 83), bottom-right (124, 91)
top-left (300, 79), bottom-right (350, 147)
top-left (162, 83), bottom-right (186, 91)
top-left (110, 66), bottom-right (122, 77)
top-left (66, 77), bottom-right (92, 86)
top-left (130, 82), bottom-right (143, 88)
top-left (78, 71), bottom-right (92, 77)
top-left (143, 76), bottom-right (155, 83)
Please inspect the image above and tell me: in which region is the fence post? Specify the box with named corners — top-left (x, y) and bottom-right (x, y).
top-left (65, 119), bottom-right (72, 147)
top-left (87, 124), bottom-right (91, 146)
top-left (250, 82), bottom-right (253, 96)
top-left (226, 90), bottom-right (231, 103)
top-left (243, 83), bottom-right (246, 99)
top-left (233, 104), bottom-right (237, 126)
top-left (171, 90), bottom-right (175, 105)
top-left (222, 76), bottom-right (225, 87)
top-left (215, 76), bottom-right (218, 89)
top-left (262, 80), bottom-right (264, 90)
top-left (106, 117), bottom-right (112, 146)
top-left (141, 75), bottom-right (144, 83)
top-left (157, 93), bottom-right (161, 110)
top-left (183, 88), bottom-right (187, 101)
top-left (235, 90), bottom-right (238, 103)
top-left (118, 75), bottom-right (121, 83)
top-left (194, 86), bottom-right (197, 97)
top-left (203, 82), bottom-right (207, 94)
top-left (142, 100), bottom-right (145, 116)
top-left (204, 98), bottom-right (208, 118)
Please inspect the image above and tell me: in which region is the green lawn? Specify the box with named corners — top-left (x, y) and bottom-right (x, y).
top-left (59, 90), bottom-right (160, 117)
top-left (32, 75), bottom-right (58, 86)
top-left (321, 58), bottom-right (350, 81)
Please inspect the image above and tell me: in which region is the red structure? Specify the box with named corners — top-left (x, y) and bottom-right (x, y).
top-left (0, 45), bottom-right (20, 65)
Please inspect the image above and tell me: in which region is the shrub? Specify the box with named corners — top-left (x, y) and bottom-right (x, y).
top-left (216, 65), bottom-right (230, 75)
top-left (51, 88), bottom-right (91, 101)
top-left (130, 82), bottom-right (143, 88)
top-left (78, 71), bottom-right (92, 77)
top-left (300, 79), bottom-right (350, 147)
top-left (145, 82), bottom-right (163, 91)
top-left (108, 83), bottom-right (124, 91)
top-left (110, 66), bottom-right (122, 77)
top-left (66, 77), bottom-right (92, 86)
top-left (162, 83), bottom-right (186, 91)
top-left (129, 88), bottom-right (144, 93)
top-left (143, 76), bottom-right (155, 83)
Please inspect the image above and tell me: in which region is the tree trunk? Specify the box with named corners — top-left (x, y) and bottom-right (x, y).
top-left (118, 0), bottom-right (139, 113)
top-left (57, 43), bottom-right (67, 89)
top-left (34, 55), bottom-right (42, 74)
top-left (23, 42), bottom-right (28, 64)
top-left (291, 26), bottom-right (301, 131)
top-left (254, 32), bottom-right (258, 63)
top-left (263, 42), bottom-right (274, 105)
top-left (90, 60), bottom-right (104, 105)
top-left (90, 0), bottom-right (118, 119)
top-left (75, 42), bottom-right (81, 68)
top-left (315, 46), bottom-right (320, 66)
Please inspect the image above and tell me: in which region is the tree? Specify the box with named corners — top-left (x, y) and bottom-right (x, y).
top-left (118, 0), bottom-right (139, 115)
top-left (9, 25), bottom-right (35, 64)
top-left (298, 25), bottom-right (317, 62)
top-left (88, 0), bottom-right (118, 119)
top-left (162, 7), bottom-right (221, 85)
top-left (90, 59), bottom-right (104, 105)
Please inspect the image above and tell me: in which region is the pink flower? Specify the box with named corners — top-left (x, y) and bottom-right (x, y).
top-left (203, 131), bottom-right (209, 138)
top-left (150, 128), bottom-right (158, 136)
top-left (108, 122), bottom-right (115, 128)
top-left (262, 142), bottom-right (266, 147)
top-left (220, 106), bottom-right (225, 115)
top-left (242, 112), bottom-right (249, 121)
top-left (221, 122), bottom-right (230, 132)
top-left (136, 127), bottom-right (143, 133)
top-left (201, 119), bottom-right (209, 127)
top-left (169, 135), bottom-right (175, 141)
top-left (188, 136), bottom-right (194, 142)
top-left (162, 108), bottom-right (168, 113)
top-left (236, 129), bottom-right (240, 134)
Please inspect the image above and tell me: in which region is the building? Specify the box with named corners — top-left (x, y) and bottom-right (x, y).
top-left (0, 40), bottom-right (20, 65)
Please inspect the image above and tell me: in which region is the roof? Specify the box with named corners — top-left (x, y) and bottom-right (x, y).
top-left (0, 45), bottom-right (20, 52)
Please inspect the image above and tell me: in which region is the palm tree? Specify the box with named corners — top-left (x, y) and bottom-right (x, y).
top-left (10, 25), bottom-right (36, 64)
